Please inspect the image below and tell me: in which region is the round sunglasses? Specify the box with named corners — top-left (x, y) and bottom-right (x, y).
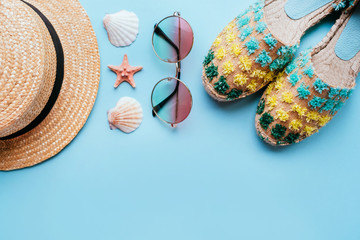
top-left (151, 12), bottom-right (194, 127)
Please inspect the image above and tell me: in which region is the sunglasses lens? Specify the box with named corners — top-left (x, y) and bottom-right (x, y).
top-left (152, 16), bottom-right (193, 63)
top-left (151, 78), bottom-right (192, 125)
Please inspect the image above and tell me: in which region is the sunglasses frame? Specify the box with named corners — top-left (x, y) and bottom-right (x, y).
top-left (151, 12), bottom-right (194, 63)
top-left (150, 77), bottom-right (193, 127)
top-left (151, 12), bottom-right (194, 128)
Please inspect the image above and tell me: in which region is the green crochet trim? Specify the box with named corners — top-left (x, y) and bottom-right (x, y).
top-left (214, 76), bottom-right (229, 94)
top-left (227, 89), bottom-right (243, 100)
top-left (271, 124), bottom-right (287, 140)
top-left (203, 50), bottom-right (215, 66)
top-left (205, 63), bottom-right (218, 82)
top-left (284, 133), bottom-right (300, 144)
top-left (259, 112), bottom-right (274, 130)
top-left (257, 130), bottom-right (265, 140)
top-left (256, 98), bottom-right (265, 115)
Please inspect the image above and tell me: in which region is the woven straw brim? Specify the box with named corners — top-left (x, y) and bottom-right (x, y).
top-left (0, 0), bottom-right (100, 171)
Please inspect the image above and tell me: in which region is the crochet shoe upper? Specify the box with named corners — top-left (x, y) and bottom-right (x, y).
top-left (255, 49), bottom-right (354, 146)
top-left (202, 0), bottom-right (299, 101)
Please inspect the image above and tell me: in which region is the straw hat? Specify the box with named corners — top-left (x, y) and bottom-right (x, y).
top-left (0, 0), bottom-right (100, 170)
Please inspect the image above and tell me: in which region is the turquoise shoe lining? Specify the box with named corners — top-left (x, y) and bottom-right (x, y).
top-left (285, 0), bottom-right (333, 20)
top-left (335, 4), bottom-right (360, 61)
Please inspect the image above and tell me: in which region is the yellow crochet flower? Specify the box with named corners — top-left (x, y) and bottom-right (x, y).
top-left (281, 91), bottom-right (294, 104)
top-left (239, 56), bottom-right (252, 72)
top-left (213, 37), bottom-right (222, 48)
top-left (275, 108), bottom-right (289, 122)
top-left (274, 77), bottom-right (284, 91)
top-left (266, 95), bottom-right (277, 110)
top-left (318, 115), bottom-right (331, 127)
top-left (251, 70), bottom-right (267, 79)
top-left (215, 47), bottom-right (226, 60)
top-left (291, 103), bottom-right (307, 117)
top-left (247, 80), bottom-right (258, 92)
top-left (225, 32), bottom-right (236, 44)
top-left (306, 111), bottom-right (320, 122)
top-left (233, 74), bottom-right (248, 86)
top-left (225, 21), bottom-right (236, 32)
top-left (276, 72), bottom-right (284, 80)
top-left (231, 43), bottom-right (242, 56)
top-left (265, 82), bottom-right (274, 96)
top-left (289, 119), bottom-right (303, 131)
top-left (303, 125), bottom-right (318, 136)
top-left (222, 60), bottom-right (234, 76)
top-left (264, 72), bottom-right (275, 82)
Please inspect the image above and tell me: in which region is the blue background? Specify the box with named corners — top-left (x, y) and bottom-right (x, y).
top-left (1, 0), bottom-right (360, 239)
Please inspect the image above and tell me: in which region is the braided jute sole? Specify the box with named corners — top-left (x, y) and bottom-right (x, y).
top-left (0, 0), bottom-right (100, 170)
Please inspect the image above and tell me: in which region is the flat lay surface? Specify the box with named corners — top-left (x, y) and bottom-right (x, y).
top-left (1, 0), bottom-right (360, 239)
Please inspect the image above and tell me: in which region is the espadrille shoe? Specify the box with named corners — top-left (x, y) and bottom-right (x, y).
top-left (255, 4), bottom-right (360, 146)
top-left (202, 0), bottom-right (355, 102)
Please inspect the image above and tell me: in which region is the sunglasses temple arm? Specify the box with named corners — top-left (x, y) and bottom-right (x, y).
top-left (152, 23), bottom-right (181, 118)
top-left (153, 25), bottom-right (180, 57)
top-left (152, 76), bottom-right (180, 117)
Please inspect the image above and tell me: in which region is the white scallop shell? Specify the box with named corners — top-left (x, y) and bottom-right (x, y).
top-left (103, 10), bottom-right (139, 47)
top-left (108, 97), bottom-right (143, 133)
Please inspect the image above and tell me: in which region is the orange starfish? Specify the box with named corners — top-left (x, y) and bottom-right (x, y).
top-left (108, 54), bottom-right (143, 88)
